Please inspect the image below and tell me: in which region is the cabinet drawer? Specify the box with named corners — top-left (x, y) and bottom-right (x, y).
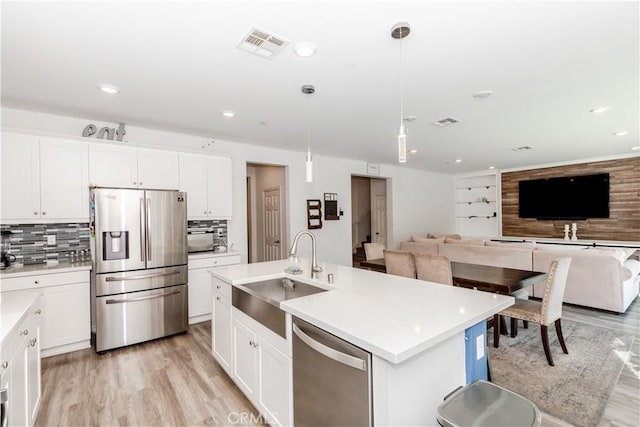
top-left (189, 254), bottom-right (241, 270)
top-left (212, 277), bottom-right (232, 300)
top-left (0, 270), bottom-right (89, 292)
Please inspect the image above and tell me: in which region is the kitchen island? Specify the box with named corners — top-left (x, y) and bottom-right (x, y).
top-left (209, 259), bottom-right (513, 425)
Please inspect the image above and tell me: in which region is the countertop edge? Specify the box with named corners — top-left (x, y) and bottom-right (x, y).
top-left (0, 262), bottom-right (92, 279)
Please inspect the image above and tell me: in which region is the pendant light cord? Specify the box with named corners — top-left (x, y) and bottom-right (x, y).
top-left (399, 35), bottom-right (404, 125)
top-left (306, 94), bottom-right (311, 152)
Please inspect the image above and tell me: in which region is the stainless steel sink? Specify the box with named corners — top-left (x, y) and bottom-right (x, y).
top-left (232, 278), bottom-right (327, 338)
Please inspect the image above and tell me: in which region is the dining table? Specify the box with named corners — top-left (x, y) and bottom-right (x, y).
top-left (359, 258), bottom-right (547, 296)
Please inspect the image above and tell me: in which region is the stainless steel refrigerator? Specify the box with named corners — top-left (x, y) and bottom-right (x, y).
top-left (91, 188), bottom-right (188, 352)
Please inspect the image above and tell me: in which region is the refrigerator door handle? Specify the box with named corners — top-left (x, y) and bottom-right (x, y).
top-left (293, 323), bottom-right (366, 371)
top-left (104, 270), bottom-right (182, 282)
top-left (139, 198), bottom-right (146, 262)
top-left (146, 198), bottom-right (152, 261)
top-left (105, 289), bottom-right (181, 304)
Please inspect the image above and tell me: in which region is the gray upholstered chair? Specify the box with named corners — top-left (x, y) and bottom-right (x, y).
top-left (414, 253), bottom-right (453, 285)
top-left (383, 250), bottom-right (416, 278)
top-left (364, 242), bottom-right (385, 261)
top-left (493, 257), bottom-right (572, 366)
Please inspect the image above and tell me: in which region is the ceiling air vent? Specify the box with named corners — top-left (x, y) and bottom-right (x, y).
top-left (430, 117), bottom-right (461, 128)
top-left (237, 27), bottom-right (289, 59)
top-left (511, 146), bottom-right (534, 151)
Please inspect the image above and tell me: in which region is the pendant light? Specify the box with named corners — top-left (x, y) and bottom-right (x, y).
top-left (392, 22), bottom-right (410, 163)
top-left (302, 84), bottom-right (315, 182)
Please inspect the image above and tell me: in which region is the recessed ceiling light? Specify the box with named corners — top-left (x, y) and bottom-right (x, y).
top-left (631, 146), bottom-right (640, 151)
top-left (589, 106), bottom-right (610, 114)
top-left (454, 159), bottom-right (462, 163)
top-left (613, 131), bottom-right (628, 136)
top-left (222, 110), bottom-right (236, 118)
top-left (98, 84), bottom-right (119, 94)
top-left (409, 149), bottom-right (418, 154)
top-left (293, 42), bottom-right (317, 57)
top-left (488, 166), bottom-right (496, 170)
top-left (473, 90), bottom-right (493, 100)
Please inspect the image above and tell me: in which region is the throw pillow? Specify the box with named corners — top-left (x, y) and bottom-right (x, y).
top-left (414, 235), bottom-right (445, 243)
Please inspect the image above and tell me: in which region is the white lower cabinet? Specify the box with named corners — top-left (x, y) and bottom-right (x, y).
top-left (228, 310), bottom-right (292, 426)
top-left (0, 270), bottom-right (90, 357)
top-left (212, 286), bottom-right (232, 374)
top-left (188, 254), bottom-right (240, 324)
top-left (1, 296), bottom-right (42, 427)
top-left (232, 318), bottom-right (258, 400)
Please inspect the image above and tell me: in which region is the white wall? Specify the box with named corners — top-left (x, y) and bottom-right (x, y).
top-left (1, 107), bottom-right (455, 267)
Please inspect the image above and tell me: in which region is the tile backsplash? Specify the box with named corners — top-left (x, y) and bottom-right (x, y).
top-left (187, 219), bottom-right (228, 248)
top-left (0, 223), bottom-right (91, 265)
top-left (1, 220), bottom-right (228, 265)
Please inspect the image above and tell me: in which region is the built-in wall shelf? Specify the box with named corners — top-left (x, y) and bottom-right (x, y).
top-left (455, 174), bottom-right (499, 236)
top-left (456, 201), bottom-right (496, 205)
top-left (455, 185), bottom-right (496, 190)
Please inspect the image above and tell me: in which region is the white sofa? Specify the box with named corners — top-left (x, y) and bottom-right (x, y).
top-left (399, 237), bottom-right (640, 313)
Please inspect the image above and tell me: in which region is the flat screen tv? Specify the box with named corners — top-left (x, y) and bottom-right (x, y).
top-left (518, 173), bottom-right (610, 219)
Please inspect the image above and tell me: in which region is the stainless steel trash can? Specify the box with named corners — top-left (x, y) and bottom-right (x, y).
top-left (436, 380), bottom-right (542, 427)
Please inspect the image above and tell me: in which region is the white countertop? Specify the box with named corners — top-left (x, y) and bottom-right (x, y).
top-left (0, 261), bottom-right (92, 279)
top-left (0, 290), bottom-right (41, 343)
top-left (209, 259), bottom-right (513, 364)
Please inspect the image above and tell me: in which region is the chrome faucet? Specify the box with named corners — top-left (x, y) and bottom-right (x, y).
top-left (289, 230), bottom-right (323, 278)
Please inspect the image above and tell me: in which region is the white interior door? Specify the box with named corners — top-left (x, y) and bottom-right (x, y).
top-left (263, 188), bottom-right (283, 261)
top-left (372, 195), bottom-right (387, 245)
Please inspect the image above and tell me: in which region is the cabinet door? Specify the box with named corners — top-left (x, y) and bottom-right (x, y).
top-left (0, 132), bottom-right (40, 221)
top-left (258, 339), bottom-right (291, 426)
top-left (8, 340), bottom-right (29, 427)
top-left (179, 155), bottom-right (209, 218)
top-left (212, 295), bottom-right (232, 373)
top-left (188, 268), bottom-right (212, 322)
top-left (232, 318), bottom-right (258, 401)
top-left (207, 156), bottom-right (233, 218)
top-left (89, 144), bottom-right (137, 188)
top-left (27, 309), bottom-right (41, 426)
top-left (137, 149), bottom-right (180, 190)
top-left (40, 283), bottom-right (90, 351)
top-left (39, 138), bottom-right (89, 220)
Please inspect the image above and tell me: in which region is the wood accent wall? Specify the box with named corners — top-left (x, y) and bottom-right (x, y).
top-left (501, 157), bottom-right (640, 242)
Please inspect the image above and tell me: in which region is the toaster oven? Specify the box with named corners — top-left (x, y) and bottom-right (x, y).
top-left (187, 227), bottom-right (215, 253)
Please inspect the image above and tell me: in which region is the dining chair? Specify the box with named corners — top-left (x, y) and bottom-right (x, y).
top-left (493, 257), bottom-right (572, 366)
top-left (383, 250), bottom-right (416, 278)
top-left (364, 242), bottom-right (385, 261)
top-left (414, 253), bottom-right (453, 285)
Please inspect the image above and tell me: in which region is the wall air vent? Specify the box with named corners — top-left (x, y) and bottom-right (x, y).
top-left (511, 146), bottom-right (534, 151)
top-left (430, 117), bottom-right (461, 128)
top-left (237, 27), bottom-right (289, 59)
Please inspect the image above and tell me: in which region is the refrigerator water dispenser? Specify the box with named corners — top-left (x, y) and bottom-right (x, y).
top-left (103, 231), bottom-right (129, 260)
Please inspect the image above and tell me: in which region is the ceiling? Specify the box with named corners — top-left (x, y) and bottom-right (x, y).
top-left (2, 1), bottom-right (638, 174)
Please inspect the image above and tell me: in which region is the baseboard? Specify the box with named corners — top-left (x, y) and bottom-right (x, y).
top-left (189, 314), bottom-right (212, 325)
top-left (42, 340), bottom-right (91, 358)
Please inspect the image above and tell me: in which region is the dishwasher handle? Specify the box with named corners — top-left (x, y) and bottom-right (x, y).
top-left (293, 323), bottom-right (366, 371)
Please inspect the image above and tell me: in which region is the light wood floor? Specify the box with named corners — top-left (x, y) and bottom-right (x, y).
top-left (35, 299), bottom-right (639, 427)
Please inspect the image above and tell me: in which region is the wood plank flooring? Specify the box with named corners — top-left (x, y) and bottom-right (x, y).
top-left (35, 299), bottom-right (639, 426)
top-left (35, 324), bottom-right (262, 426)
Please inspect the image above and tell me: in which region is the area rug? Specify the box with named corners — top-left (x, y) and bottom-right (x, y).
top-left (489, 319), bottom-right (633, 427)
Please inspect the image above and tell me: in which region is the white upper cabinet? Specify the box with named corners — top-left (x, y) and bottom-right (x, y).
top-left (89, 144), bottom-right (179, 190)
top-left (207, 156), bottom-right (233, 218)
top-left (179, 154), bottom-right (232, 218)
top-left (39, 138), bottom-right (89, 220)
top-left (88, 144), bottom-right (137, 188)
top-left (137, 149), bottom-right (180, 190)
top-left (1, 132), bottom-right (40, 221)
top-left (1, 132), bottom-right (88, 222)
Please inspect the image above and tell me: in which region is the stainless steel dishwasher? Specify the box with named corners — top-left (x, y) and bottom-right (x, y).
top-left (292, 316), bottom-right (372, 426)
